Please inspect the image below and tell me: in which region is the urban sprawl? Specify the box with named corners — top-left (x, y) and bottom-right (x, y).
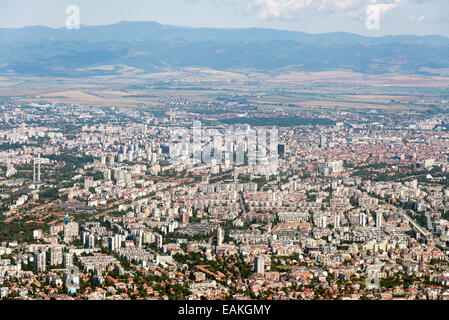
top-left (1, 100), bottom-right (449, 300)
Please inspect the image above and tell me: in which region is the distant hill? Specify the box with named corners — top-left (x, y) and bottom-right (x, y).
top-left (0, 21), bottom-right (448, 77)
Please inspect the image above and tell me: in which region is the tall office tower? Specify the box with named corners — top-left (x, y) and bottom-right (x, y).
top-left (50, 247), bottom-right (63, 266)
top-left (359, 212), bottom-right (366, 227)
top-left (217, 227), bottom-right (224, 246)
top-left (318, 215), bottom-right (327, 228)
top-left (37, 154), bottom-right (41, 182)
top-left (180, 210), bottom-right (189, 226)
top-left (88, 234), bottom-right (95, 248)
top-left (155, 234), bottom-right (163, 249)
top-left (62, 253), bottom-right (73, 268)
top-left (319, 135), bottom-right (327, 149)
top-left (228, 190), bottom-right (236, 202)
top-left (254, 256), bottom-right (265, 275)
top-left (114, 234), bottom-right (122, 249)
top-left (108, 236), bottom-right (116, 251)
top-left (135, 234), bottom-right (142, 248)
top-left (34, 251), bottom-right (46, 272)
top-left (103, 169), bottom-right (111, 181)
top-left (334, 214), bottom-right (341, 229)
top-left (376, 211), bottom-right (383, 228)
top-left (151, 152), bottom-right (157, 164)
top-left (169, 107), bottom-right (174, 122)
top-left (108, 155), bottom-right (115, 166)
top-left (33, 157), bottom-right (36, 184)
top-left (277, 144), bottom-right (285, 158)
top-left (427, 214), bottom-right (433, 231)
top-left (82, 232), bottom-right (90, 247)
top-left (100, 154), bottom-right (106, 166)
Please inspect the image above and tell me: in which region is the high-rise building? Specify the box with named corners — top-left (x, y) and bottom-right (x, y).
top-left (34, 251), bottom-right (46, 272)
top-left (108, 234), bottom-right (121, 251)
top-left (254, 256), bottom-right (264, 275)
top-left (334, 215), bottom-right (341, 229)
top-left (169, 108), bottom-right (174, 122)
top-left (82, 232), bottom-right (89, 247)
top-left (84, 176), bottom-right (94, 190)
top-left (115, 234), bottom-right (121, 249)
top-left (318, 215), bottom-right (327, 228)
top-left (155, 234), bottom-right (163, 249)
top-left (88, 234), bottom-right (95, 248)
top-left (217, 227), bottom-right (224, 246)
top-left (427, 214), bottom-right (433, 230)
top-left (135, 233), bottom-right (143, 248)
top-left (100, 154), bottom-right (106, 166)
top-left (359, 212), bottom-right (366, 227)
top-left (50, 247), bottom-right (63, 266)
top-left (319, 135), bottom-right (327, 149)
top-left (277, 144), bottom-right (285, 158)
top-left (33, 154), bottom-right (42, 184)
top-left (103, 169), bottom-right (111, 181)
top-left (33, 157), bottom-right (36, 184)
top-left (108, 155), bottom-right (115, 166)
top-left (180, 210), bottom-right (189, 226)
top-left (327, 160), bottom-right (343, 174)
top-left (62, 253), bottom-right (73, 268)
top-left (376, 211), bottom-right (382, 228)
top-left (37, 154), bottom-right (41, 182)
top-left (108, 236), bottom-right (116, 251)
top-left (63, 216), bottom-right (79, 243)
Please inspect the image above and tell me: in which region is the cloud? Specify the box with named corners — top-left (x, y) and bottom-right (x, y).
top-left (246, 0), bottom-right (404, 20)
top-left (197, 0), bottom-right (446, 24)
top-left (408, 15), bottom-right (436, 22)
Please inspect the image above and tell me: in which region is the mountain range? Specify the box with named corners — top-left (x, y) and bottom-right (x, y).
top-left (1, 21), bottom-right (448, 77)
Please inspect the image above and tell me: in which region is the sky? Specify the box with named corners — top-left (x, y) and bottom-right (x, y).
top-left (0, 0), bottom-right (448, 37)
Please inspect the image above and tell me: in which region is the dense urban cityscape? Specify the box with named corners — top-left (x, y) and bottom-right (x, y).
top-left (1, 97), bottom-right (449, 300)
top-left (1, 0), bottom-right (449, 307)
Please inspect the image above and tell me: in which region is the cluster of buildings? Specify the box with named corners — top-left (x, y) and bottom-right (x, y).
top-left (1, 103), bottom-right (449, 300)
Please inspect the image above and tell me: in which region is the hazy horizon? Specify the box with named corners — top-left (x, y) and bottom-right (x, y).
top-left (1, 19), bottom-right (449, 39)
top-left (1, 0), bottom-right (448, 37)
